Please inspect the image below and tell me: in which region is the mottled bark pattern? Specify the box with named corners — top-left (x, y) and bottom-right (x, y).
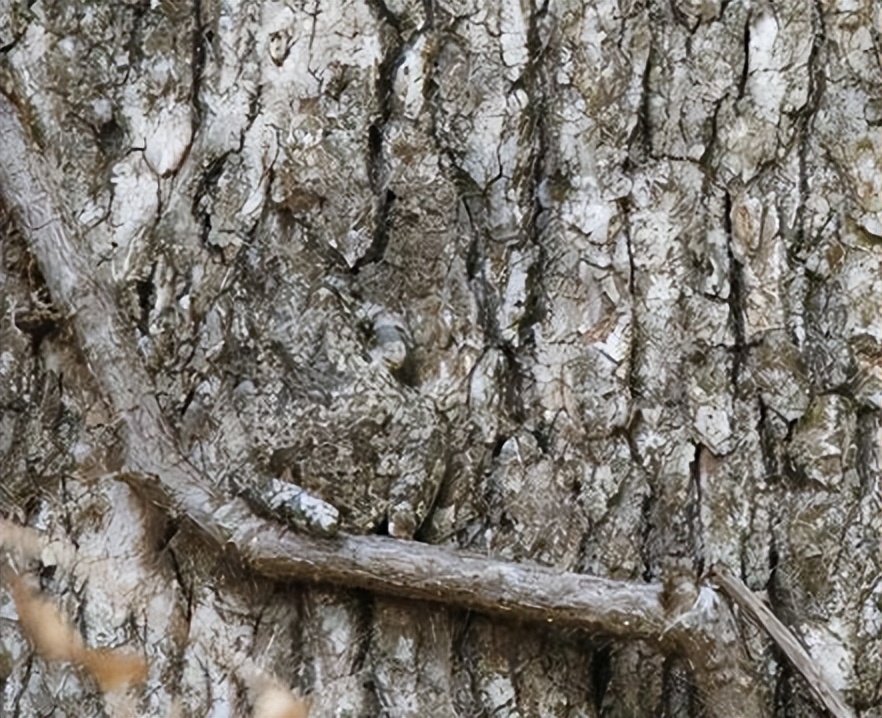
top-left (0, 0), bottom-right (879, 716)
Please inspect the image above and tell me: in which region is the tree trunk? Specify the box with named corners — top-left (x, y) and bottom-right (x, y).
top-left (0, 1), bottom-right (879, 717)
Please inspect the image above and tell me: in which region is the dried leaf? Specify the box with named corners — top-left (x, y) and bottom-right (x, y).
top-left (79, 647), bottom-right (149, 692)
top-left (2, 566), bottom-right (148, 692)
top-left (252, 684), bottom-right (310, 718)
top-left (4, 568), bottom-right (84, 662)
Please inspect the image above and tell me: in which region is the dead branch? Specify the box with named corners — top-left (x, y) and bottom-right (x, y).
top-left (709, 565), bottom-right (854, 718)
top-left (235, 517), bottom-right (667, 639)
top-left (230, 519), bottom-right (765, 716)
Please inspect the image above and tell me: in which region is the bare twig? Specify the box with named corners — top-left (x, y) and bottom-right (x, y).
top-left (709, 565), bottom-right (855, 718)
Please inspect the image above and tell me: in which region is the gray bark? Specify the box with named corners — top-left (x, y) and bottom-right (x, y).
top-left (0, 1), bottom-right (879, 717)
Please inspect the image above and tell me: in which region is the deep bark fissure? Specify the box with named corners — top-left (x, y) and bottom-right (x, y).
top-left (516, 0), bottom-right (550, 347)
top-left (589, 644), bottom-right (612, 713)
top-left (723, 190), bottom-right (749, 388)
top-left (190, 0), bottom-right (207, 135)
top-left (687, 443), bottom-right (705, 577)
top-left (357, 5), bottom-right (408, 271)
top-left (791, 0), bottom-right (827, 259)
top-left (630, 42), bottom-right (654, 163)
top-left (737, 13), bottom-right (750, 100)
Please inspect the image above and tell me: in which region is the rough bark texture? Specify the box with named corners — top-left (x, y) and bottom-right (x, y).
top-left (0, 1), bottom-right (880, 717)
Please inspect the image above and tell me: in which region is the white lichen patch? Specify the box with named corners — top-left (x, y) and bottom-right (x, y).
top-left (800, 621), bottom-right (854, 693)
top-left (108, 155), bottom-right (159, 279)
top-left (142, 104), bottom-right (193, 176)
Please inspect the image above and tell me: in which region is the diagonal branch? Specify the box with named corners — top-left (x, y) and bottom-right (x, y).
top-left (0, 92), bottom-right (232, 545)
top-left (710, 565), bottom-right (855, 718)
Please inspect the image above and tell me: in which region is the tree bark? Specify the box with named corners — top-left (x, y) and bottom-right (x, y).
top-left (0, 1), bottom-right (879, 717)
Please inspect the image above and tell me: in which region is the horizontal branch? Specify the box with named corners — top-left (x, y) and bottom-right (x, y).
top-left (235, 518), bottom-right (666, 639)
top-left (209, 501), bottom-right (760, 718)
top-left (0, 92), bottom-right (667, 647)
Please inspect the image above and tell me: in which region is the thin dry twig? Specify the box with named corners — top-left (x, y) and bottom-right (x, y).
top-left (709, 564), bottom-right (855, 718)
